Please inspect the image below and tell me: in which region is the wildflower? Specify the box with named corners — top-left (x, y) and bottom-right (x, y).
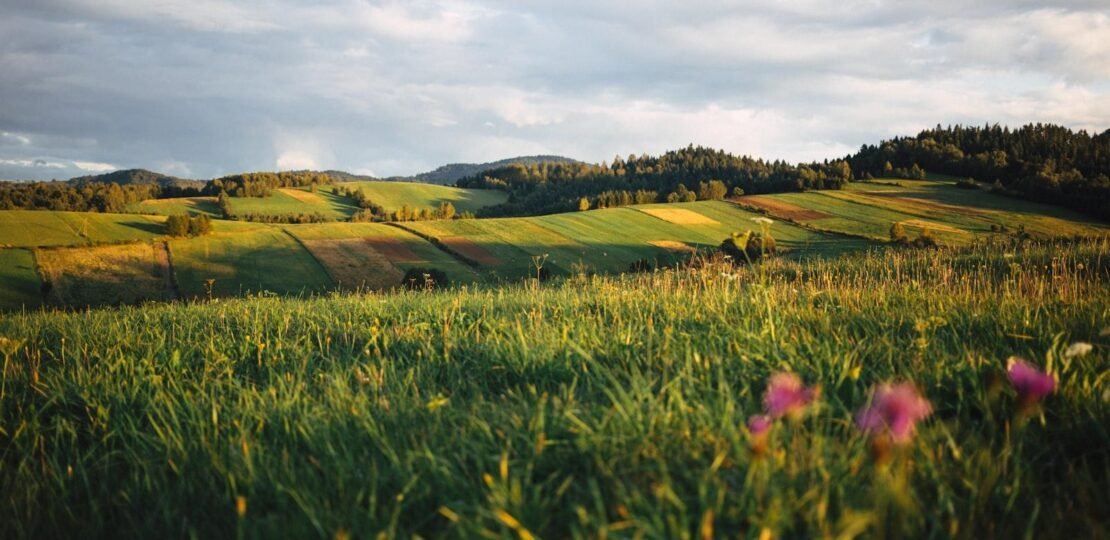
top-left (855, 382), bottom-right (933, 445)
top-left (763, 372), bottom-right (820, 419)
top-left (1064, 342), bottom-right (1092, 358)
top-left (747, 414), bottom-right (772, 436)
top-left (236, 496), bottom-right (247, 517)
top-left (747, 414), bottom-right (772, 457)
top-left (1006, 356), bottom-right (1055, 405)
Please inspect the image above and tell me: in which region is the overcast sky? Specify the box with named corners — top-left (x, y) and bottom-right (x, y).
top-left (1, 0), bottom-right (1107, 180)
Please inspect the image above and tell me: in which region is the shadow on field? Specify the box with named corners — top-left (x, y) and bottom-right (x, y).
top-left (119, 221), bottom-right (167, 235)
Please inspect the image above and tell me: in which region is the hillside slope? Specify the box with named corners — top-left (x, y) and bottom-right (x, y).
top-left (406, 155), bottom-right (580, 185)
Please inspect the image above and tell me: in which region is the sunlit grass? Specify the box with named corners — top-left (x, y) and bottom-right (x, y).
top-left (0, 239), bottom-right (1108, 538)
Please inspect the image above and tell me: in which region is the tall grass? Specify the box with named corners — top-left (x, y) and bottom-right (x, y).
top-left (1, 240), bottom-right (1108, 538)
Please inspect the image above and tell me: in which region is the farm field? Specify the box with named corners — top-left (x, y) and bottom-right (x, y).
top-left (0, 249), bottom-right (41, 310)
top-left (0, 240), bottom-right (1106, 538)
top-left (229, 188), bottom-right (359, 219)
top-left (169, 228), bottom-right (333, 298)
top-left (127, 196), bottom-right (223, 217)
top-left (35, 242), bottom-right (175, 307)
top-left (283, 222), bottom-right (479, 288)
top-left (333, 180), bottom-right (508, 213)
top-left (0, 210), bottom-right (166, 248)
top-left (401, 201), bottom-right (872, 280)
top-left (739, 179), bottom-right (1110, 243)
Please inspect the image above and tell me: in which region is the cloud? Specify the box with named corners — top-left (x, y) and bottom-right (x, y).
top-left (0, 1), bottom-right (1105, 179)
top-left (72, 160), bottom-right (117, 172)
top-left (276, 151), bottom-right (319, 171)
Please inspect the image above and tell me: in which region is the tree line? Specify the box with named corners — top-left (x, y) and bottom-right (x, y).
top-left (0, 181), bottom-right (161, 212)
top-left (456, 145), bottom-right (852, 216)
top-left (848, 123), bottom-right (1110, 220)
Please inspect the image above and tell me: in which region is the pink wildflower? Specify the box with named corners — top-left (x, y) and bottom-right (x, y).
top-left (855, 382), bottom-right (933, 445)
top-left (747, 414), bottom-right (773, 436)
top-left (763, 372), bottom-right (820, 419)
top-left (1007, 356), bottom-right (1055, 404)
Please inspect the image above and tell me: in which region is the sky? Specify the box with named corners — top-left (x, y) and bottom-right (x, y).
top-left (0, 0), bottom-right (1107, 181)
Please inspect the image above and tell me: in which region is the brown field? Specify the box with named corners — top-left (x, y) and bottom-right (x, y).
top-left (648, 240), bottom-right (697, 253)
top-left (440, 237), bottom-right (503, 266)
top-left (899, 219), bottom-right (967, 235)
top-left (278, 188), bottom-right (325, 204)
top-left (639, 208), bottom-right (719, 225)
top-left (858, 192), bottom-right (988, 216)
top-left (365, 236), bottom-right (422, 263)
top-left (739, 196), bottom-right (832, 220)
top-left (35, 242), bottom-right (174, 306)
top-left (301, 238), bottom-right (403, 290)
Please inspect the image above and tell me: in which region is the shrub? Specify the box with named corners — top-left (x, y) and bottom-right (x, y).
top-left (401, 267), bottom-right (449, 290)
top-left (165, 215), bottom-right (190, 237)
top-left (890, 222), bottom-right (909, 244)
top-left (911, 227), bottom-right (938, 249)
top-left (720, 230), bottom-right (776, 263)
top-left (187, 214), bottom-right (212, 236)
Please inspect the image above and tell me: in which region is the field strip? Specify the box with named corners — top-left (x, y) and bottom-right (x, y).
top-left (386, 222), bottom-right (487, 270)
top-left (739, 196), bottom-right (832, 220)
top-left (301, 238), bottom-right (404, 290)
top-left (638, 207), bottom-right (719, 225)
top-left (899, 219), bottom-right (968, 235)
top-left (648, 240), bottom-right (696, 253)
top-left (280, 229), bottom-right (338, 288)
top-left (278, 188), bottom-right (325, 204)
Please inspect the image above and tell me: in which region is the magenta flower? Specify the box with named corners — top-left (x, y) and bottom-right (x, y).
top-left (747, 414), bottom-right (773, 436)
top-left (763, 372), bottom-right (820, 419)
top-left (855, 382), bottom-right (933, 445)
top-left (1007, 357), bottom-right (1055, 404)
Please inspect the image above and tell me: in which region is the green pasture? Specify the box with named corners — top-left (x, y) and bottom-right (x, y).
top-left (747, 180), bottom-right (1109, 244)
top-left (228, 188), bottom-right (358, 219)
top-left (282, 222), bottom-right (479, 284)
top-left (127, 197), bottom-right (223, 218)
top-left (0, 210), bottom-right (166, 248)
top-left (333, 181), bottom-right (508, 213)
top-left (169, 228), bottom-right (333, 298)
top-left (0, 249), bottom-right (42, 310)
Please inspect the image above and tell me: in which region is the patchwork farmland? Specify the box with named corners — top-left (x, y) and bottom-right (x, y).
top-left (1, 178), bottom-right (1107, 311)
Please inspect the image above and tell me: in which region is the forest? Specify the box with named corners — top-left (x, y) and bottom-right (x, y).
top-left (849, 123), bottom-right (1110, 220)
top-left (457, 146), bottom-right (852, 216)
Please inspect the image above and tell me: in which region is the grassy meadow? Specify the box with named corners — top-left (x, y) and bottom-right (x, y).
top-left (333, 181), bottom-right (508, 213)
top-left (0, 249), bottom-right (41, 309)
top-left (0, 239), bottom-right (1107, 538)
top-left (400, 201), bottom-right (871, 280)
top-left (0, 210), bottom-right (166, 248)
top-left (739, 179), bottom-right (1110, 244)
top-left (169, 228), bottom-right (334, 298)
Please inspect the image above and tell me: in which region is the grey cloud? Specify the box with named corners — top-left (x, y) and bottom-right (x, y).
top-left (0, 0), bottom-right (1106, 181)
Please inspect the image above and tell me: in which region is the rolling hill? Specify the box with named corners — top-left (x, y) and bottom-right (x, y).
top-left (2, 176), bottom-right (1107, 310)
top-left (402, 155), bottom-right (581, 185)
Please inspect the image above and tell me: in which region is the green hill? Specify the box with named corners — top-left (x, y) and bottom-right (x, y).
top-left (403, 155), bottom-right (581, 185)
top-left (2, 179), bottom-right (1108, 311)
top-left (331, 181), bottom-right (508, 213)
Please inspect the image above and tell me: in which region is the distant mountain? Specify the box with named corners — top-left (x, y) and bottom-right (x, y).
top-left (67, 168), bottom-right (204, 190)
top-left (401, 155), bottom-right (581, 185)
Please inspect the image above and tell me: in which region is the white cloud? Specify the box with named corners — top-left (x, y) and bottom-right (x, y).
top-left (0, 158), bottom-right (66, 168)
top-left (72, 160), bottom-right (117, 172)
top-left (276, 150), bottom-right (319, 170)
